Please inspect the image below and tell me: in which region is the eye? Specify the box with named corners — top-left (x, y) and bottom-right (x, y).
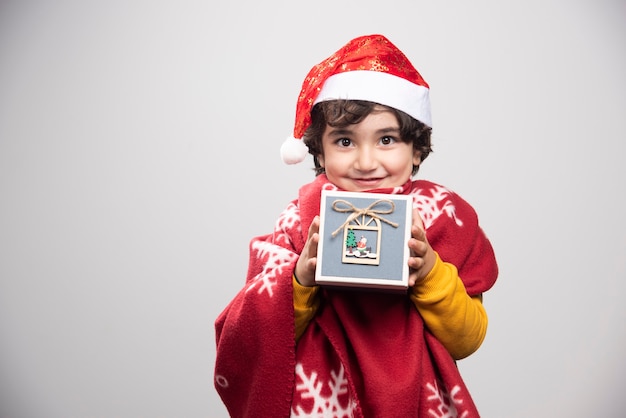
top-left (380, 136), bottom-right (396, 145)
top-left (337, 138), bottom-right (352, 147)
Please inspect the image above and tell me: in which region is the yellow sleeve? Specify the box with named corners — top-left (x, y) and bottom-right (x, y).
top-left (409, 253), bottom-right (487, 360)
top-left (293, 275), bottom-right (321, 341)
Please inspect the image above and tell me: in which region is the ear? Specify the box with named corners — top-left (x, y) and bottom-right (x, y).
top-left (317, 154), bottom-right (325, 168)
top-left (412, 149), bottom-right (422, 167)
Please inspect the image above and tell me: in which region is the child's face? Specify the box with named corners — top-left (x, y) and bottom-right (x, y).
top-left (317, 108), bottom-right (421, 192)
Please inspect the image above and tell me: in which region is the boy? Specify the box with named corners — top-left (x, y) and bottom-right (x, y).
top-left (214, 34), bottom-right (498, 417)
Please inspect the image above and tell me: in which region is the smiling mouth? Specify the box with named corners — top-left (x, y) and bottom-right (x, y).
top-left (353, 177), bottom-right (383, 184)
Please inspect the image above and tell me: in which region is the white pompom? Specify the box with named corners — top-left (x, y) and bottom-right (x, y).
top-left (280, 136), bottom-right (309, 164)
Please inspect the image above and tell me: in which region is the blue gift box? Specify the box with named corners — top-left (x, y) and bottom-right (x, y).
top-left (316, 190), bottom-right (412, 291)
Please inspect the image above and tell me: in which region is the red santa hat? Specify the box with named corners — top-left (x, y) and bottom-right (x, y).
top-left (280, 34), bottom-right (432, 164)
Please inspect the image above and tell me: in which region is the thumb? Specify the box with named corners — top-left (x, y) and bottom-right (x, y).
top-left (412, 207), bottom-right (425, 230)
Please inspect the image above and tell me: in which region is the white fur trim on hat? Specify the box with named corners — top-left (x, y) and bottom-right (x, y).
top-left (280, 136), bottom-right (309, 164)
top-left (314, 70), bottom-right (432, 127)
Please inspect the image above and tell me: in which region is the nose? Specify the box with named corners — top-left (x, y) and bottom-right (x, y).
top-left (354, 146), bottom-right (377, 172)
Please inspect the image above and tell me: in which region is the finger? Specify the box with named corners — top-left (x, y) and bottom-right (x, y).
top-left (412, 208), bottom-right (425, 230)
top-left (296, 235), bottom-right (319, 286)
top-left (407, 258), bottom-right (421, 287)
top-left (411, 224), bottom-right (426, 242)
top-left (308, 216), bottom-right (320, 239)
top-left (303, 257), bottom-right (318, 286)
top-left (408, 236), bottom-right (426, 257)
top-left (308, 232), bottom-right (319, 259)
top-left (408, 254), bottom-right (425, 270)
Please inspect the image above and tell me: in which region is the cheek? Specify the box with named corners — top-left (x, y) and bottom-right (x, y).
top-left (324, 152), bottom-right (353, 172)
top-left (319, 149), bottom-right (341, 171)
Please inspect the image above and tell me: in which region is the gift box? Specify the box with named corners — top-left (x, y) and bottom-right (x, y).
top-left (315, 190), bottom-right (412, 291)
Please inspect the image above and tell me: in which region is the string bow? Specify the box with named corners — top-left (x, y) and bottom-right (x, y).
top-left (331, 199), bottom-right (398, 237)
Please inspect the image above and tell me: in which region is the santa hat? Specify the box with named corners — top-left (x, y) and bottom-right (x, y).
top-left (280, 34), bottom-right (432, 164)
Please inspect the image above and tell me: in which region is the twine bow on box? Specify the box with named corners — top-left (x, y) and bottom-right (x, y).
top-left (331, 199), bottom-right (398, 237)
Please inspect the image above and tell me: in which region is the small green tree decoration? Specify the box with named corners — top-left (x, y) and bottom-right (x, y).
top-left (345, 228), bottom-right (357, 253)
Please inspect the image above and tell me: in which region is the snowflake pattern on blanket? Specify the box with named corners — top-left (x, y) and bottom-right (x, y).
top-left (413, 183), bottom-right (463, 228)
top-left (290, 364), bottom-right (472, 418)
top-left (426, 379), bottom-right (470, 418)
top-left (214, 175), bottom-right (497, 418)
top-left (290, 362), bottom-right (473, 418)
top-left (291, 363), bottom-right (357, 418)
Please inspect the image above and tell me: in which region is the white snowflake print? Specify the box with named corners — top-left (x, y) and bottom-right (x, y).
top-left (291, 362), bottom-right (356, 418)
top-left (246, 241), bottom-right (297, 298)
top-left (426, 379), bottom-right (469, 418)
top-left (273, 202), bottom-right (302, 247)
top-left (413, 184), bottom-right (464, 229)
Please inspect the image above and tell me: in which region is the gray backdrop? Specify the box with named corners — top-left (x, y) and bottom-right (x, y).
top-left (1, 0), bottom-right (625, 417)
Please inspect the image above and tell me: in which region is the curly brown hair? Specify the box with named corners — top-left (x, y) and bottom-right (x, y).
top-left (302, 100), bottom-right (432, 176)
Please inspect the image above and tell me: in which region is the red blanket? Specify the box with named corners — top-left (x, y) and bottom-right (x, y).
top-left (215, 175), bottom-right (498, 417)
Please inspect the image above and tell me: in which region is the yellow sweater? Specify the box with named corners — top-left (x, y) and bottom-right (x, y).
top-left (293, 253), bottom-right (487, 360)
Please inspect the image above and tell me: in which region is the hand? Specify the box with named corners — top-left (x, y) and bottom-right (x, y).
top-left (407, 208), bottom-right (436, 287)
top-left (294, 216), bottom-right (320, 287)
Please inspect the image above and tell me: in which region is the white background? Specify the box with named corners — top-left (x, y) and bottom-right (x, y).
top-left (1, 1), bottom-right (624, 417)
